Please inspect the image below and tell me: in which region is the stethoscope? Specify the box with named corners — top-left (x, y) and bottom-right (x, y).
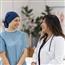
top-left (38, 34), bottom-right (54, 65)
top-left (49, 35), bottom-right (54, 51)
top-left (39, 34), bottom-right (54, 51)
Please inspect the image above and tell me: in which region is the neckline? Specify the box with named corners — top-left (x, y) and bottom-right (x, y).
top-left (46, 35), bottom-right (54, 43)
top-left (5, 28), bottom-right (17, 33)
top-left (43, 35), bottom-right (54, 47)
top-left (40, 35), bottom-right (54, 46)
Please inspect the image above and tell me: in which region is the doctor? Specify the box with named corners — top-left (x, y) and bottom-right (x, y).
top-left (32, 15), bottom-right (65, 65)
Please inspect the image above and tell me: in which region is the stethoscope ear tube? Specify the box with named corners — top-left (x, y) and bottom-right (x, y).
top-left (49, 36), bottom-right (54, 51)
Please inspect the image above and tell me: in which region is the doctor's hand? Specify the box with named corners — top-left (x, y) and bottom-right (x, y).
top-left (31, 62), bottom-right (36, 65)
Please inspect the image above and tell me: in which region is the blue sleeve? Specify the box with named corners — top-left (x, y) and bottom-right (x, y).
top-left (0, 36), bottom-right (5, 52)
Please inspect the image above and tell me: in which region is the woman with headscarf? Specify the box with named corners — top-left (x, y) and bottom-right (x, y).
top-left (0, 11), bottom-right (29, 65)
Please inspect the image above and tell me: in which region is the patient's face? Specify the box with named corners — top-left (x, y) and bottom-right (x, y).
top-left (8, 17), bottom-right (20, 29)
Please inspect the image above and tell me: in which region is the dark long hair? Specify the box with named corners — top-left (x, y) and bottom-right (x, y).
top-left (41, 15), bottom-right (65, 38)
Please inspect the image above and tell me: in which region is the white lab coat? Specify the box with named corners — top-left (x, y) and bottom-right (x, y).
top-left (33, 36), bottom-right (65, 65)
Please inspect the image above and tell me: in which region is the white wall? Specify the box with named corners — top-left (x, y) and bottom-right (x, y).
top-left (0, 0), bottom-right (2, 31)
top-left (1, 0), bottom-right (29, 20)
top-left (1, 0), bottom-right (65, 19)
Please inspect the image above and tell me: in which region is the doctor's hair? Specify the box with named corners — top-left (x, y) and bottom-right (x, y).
top-left (40, 15), bottom-right (65, 38)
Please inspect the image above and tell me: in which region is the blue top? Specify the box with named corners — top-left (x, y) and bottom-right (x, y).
top-left (0, 30), bottom-right (29, 65)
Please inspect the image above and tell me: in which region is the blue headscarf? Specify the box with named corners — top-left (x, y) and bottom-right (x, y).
top-left (4, 11), bottom-right (19, 28)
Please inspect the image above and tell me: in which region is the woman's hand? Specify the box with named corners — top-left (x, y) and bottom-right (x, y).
top-left (0, 52), bottom-right (10, 65)
top-left (31, 62), bottom-right (36, 65)
top-left (17, 48), bottom-right (28, 65)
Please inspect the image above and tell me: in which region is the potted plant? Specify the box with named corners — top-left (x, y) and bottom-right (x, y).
top-left (21, 5), bottom-right (53, 57)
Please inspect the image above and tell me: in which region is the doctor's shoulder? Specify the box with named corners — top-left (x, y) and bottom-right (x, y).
top-left (52, 36), bottom-right (65, 45)
top-left (53, 36), bottom-right (65, 41)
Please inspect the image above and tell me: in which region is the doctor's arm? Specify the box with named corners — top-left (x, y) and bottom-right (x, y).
top-left (48, 37), bottom-right (65, 64)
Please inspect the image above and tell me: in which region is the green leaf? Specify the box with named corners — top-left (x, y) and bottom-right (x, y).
top-left (21, 10), bottom-right (26, 15)
top-left (41, 12), bottom-right (46, 15)
top-left (28, 9), bottom-right (33, 13)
